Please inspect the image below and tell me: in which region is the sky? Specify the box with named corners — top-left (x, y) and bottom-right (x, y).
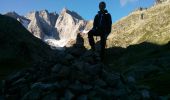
top-left (0, 0), bottom-right (155, 23)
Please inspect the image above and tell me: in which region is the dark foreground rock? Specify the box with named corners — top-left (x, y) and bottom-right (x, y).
top-left (0, 47), bottom-right (162, 100)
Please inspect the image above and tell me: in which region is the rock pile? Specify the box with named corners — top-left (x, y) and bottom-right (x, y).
top-left (0, 46), bottom-right (160, 100)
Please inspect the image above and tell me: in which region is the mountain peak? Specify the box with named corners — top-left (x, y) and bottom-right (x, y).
top-left (5, 11), bottom-right (20, 18)
top-left (5, 11), bottom-right (18, 15)
top-left (60, 8), bottom-right (83, 20)
top-left (39, 9), bottom-right (49, 14)
top-left (60, 8), bottom-right (72, 15)
top-left (61, 8), bottom-right (69, 13)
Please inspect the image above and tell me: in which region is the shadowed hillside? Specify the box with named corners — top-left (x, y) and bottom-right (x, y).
top-left (0, 15), bottom-right (58, 79)
top-left (104, 42), bottom-right (170, 95)
top-left (1, 30), bottom-right (170, 99)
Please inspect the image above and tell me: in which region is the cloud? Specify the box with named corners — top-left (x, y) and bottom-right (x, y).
top-left (120, 0), bottom-right (138, 6)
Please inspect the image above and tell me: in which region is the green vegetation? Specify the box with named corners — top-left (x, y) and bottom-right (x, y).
top-left (106, 3), bottom-right (170, 48)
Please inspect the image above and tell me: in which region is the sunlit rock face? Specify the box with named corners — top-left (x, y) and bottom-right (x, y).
top-left (55, 8), bottom-right (86, 46)
top-left (5, 9), bottom-right (88, 48)
top-left (26, 10), bottom-right (59, 39)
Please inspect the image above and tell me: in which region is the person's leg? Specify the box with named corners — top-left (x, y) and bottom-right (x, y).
top-left (88, 30), bottom-right (96, 50)
top-left (100, 35), bottom-right (107, 60)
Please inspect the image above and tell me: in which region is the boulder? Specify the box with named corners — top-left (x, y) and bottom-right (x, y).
top-left (42, 92), bottom-right (58, 100)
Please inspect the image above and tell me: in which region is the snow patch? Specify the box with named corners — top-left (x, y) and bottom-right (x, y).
top-left (44, 36), bottom-right (68, 50)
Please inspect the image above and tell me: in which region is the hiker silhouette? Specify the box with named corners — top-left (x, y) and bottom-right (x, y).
top-left (88, 1), bottom-right (112, 60)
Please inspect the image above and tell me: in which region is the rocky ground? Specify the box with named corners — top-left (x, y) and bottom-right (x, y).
top-left (1, 40), bottom-right (170, 100)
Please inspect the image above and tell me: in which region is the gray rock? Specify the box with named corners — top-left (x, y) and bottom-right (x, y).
top-left (82, 84), bottom-right (93, 91)
top-left (77, 95), bottom-right (88, 100)
top-left (64, 54), bottom-right (75, 61)
top-left (82, 50), bottom-right (94, 57)
top-left (57, 66), bottom-right (70, 78)
top-left (95, 87), bottom-right (114, 98)
top-left (114, 88), bottom-right (128, 97)
top-left (69, 81), bottom-right (83, 92)
top-left (72, 61), bottom-right (85, 71)
top-left (21, 90), bottom-right (42, 100)
top-left (31, 82), bottom-right (59, 91)
top-left (140, 89), bottom-right (150, 99)
top-left (64, 90), bottom-right (74, 100)
top-left (20, 84), bottom-right (30, 96)
top-left (51, 64), bottom-right (62, 73)
top-left (88, 91), bottom-right (97, 97)
top-left (94, 79), bottom-right (107, 87)
top-left (6, 71), bottom-right (23, 82)
top-left (59, 80), bottom-right (69, 88)
top-left (69, 70), bottom-right (91, 83)
top-left (127, 93), bottom-right (142, 100)
top-left (125, 65), bottom-right (161, 80)
top-left (84, 63), bottom-right (103, 76)
top-left (11, 77), bottom-right (26, 86)
top-left (127, 76), bottom-right (136, 84)
top-left (102, 70), bottom-right (120, 87)
top-left (68, 47), bottom-right (86, 57)
top-left (42, 92), bottom-right (58, 100)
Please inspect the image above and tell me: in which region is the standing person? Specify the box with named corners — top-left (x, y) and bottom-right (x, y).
top-left (88, 1), bottom-right (112, 60)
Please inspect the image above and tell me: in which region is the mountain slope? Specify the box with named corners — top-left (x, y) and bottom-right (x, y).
top-left (107, 2), bottom-right (170, 47)
top-left (6, 9), bottom-right (87, 48)
top-left (5, 12), bottom-right (30, 29)
top-left (0, 15), bottom-right (57, 79)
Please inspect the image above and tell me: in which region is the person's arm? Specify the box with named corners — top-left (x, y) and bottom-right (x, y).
top-left (107, 13), bottom-right (112, 33)
top-left (92, 14), bottom-right (98, 30)
top-left (104, 13), bottom-right (112, 39)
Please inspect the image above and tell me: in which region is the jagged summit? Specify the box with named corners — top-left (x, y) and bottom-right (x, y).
top-left (5, 8), bottom-right (86, 48)
top-left (5, 11), bottom-right (28, 21)
top-left (26, 10), bottom-right (59, 39)
top-left (55, 8), bottom-right (86, 46)
top-left (5, 11), bottom-right (30, 29)
top-left (5, 11), bottom-right (18, 17)
top-left (60, 8), bottom-right (84, 20)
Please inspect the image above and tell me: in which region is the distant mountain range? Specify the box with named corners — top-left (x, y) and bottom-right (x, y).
top-left (5, 8), bottom-right (87, 49)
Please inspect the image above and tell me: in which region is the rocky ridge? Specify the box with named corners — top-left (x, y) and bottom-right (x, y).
top-left (5, 8), bottom-right (87, 48)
